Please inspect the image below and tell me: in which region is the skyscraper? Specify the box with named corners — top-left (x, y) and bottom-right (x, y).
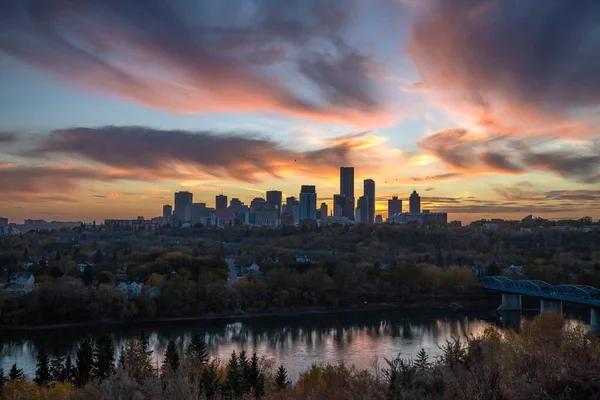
top-left (388, 196), bottom-right (402, 217)
top-left (299, 185), bottom-right (317, 221)
top-left (364, 179), bottom-right (375, 224)
top-left (266, 190), bottom-right (283, 217)
top-left (162, 204), bottom-right (172, 219)
top-left (409, 190), bottom-right (421, 213)
top-left (340, 167), bottom-right (355, 219)
top-left (286, 196), bottom-right (300, 223)
top-left (320, 202), bottom-right (328, 219)
top-left (333, 194), bottom-right (347, 217)
top-left (215, 194), bottom-right (227, 211)
top-left (357, 196), bottom-right (368, 223)
top-left (174, 191), bottom-right (193, 221)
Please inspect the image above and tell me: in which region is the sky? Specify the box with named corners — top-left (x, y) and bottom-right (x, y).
top-left (1, 0), bottom-right (599, 224)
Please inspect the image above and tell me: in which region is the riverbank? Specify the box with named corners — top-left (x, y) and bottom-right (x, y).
top-left (0, 298), bottom-right (495, 332)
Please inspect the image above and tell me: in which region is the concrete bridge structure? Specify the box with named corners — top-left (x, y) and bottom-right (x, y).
top-left (482, 276), bottom-right (600, 332)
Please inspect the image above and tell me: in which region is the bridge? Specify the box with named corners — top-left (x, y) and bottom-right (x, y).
top-left (482, 276), bottom-right (600, 331)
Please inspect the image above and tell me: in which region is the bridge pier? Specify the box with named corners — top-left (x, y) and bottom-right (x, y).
top-left (497, 294), bottom-right (522, 311)
top-left (591, 308), bottom-right (600, 334)
top-left (540, 299), bottom-right (563, 315)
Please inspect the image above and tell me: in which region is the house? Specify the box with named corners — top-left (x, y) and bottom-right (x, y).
top-left (295, 255), bottom-right (312, 264)
top-left (508, 265), bottom-right (523, 276)
top-left (77, 263), bottom-right (90, 273)
top-left (6, 272), bottom-right (35, 294)
top-left (117, 281), bottom-right (143, 297)
top-left (247, 263), bottom-right (261, 276)
top-left (145, 286), bottom-right (161, 299)
top-left (115, 274), bottom-right (129, 284)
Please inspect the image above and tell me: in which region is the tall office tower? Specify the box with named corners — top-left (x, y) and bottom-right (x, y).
top-left (333, 194), bottom-right (347, 217)
top-left (340, 167), bottom-right (355, 219)
top-left (174, 191), bottom-right (193, 221)
top-left (299, 185), bottom-right (317, 221)
top-left (364, 179), bottom-right (375, 224)
top-left (266, 190), bottom-right (283, 216)
top-left (388, 196), bottom-right (402, 217)
top-left (409, 190), bottom-right (421, 213)
top-left (320, 202), bottom-right (328, 219)
top-left (357, 196), bottom-right (368, 223)
top-left (229, 198), bottom-right (243, 212)
top-left (0, 217), bottom-right (8, 227)
top-left (215, 194), bottom-right (228, 211)
top-left (162, 204), bottom-right (172, 219)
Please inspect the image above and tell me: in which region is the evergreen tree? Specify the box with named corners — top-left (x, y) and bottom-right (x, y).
top-left (75, 337), bottom-right (94, 387)
top-left (199, 362), bottom-right (220, 400)
top-left (162, 340), bottom-right (180, 374)
top-left (247, 353), bottom-right (260, 395)
top-left (0, 368), bottom-right (6, 396)
top-left (187, 333), bottom-right (208, 364)
top-left (34, 345), bottom-right (51, 386)
top-left (93, 333), bottom-right (116, 381)
top-left (222, 351), bottom-right (244, 398)
top-left (64, 356), bottom-right (75, 383)
top-left (119, 345), bottom-right (126, 368)
top-left (238, 350), bottom-right (250, 393)
top-left (414, 348), bottom-right (431, 371)
top-left (50, 352), bottom-right (65, 383)
top-left (254, 372), bottom-right (265, 399)
top-left (9, 364), bottom-right (24, 381)
top-left (275, 365), bottom-right (289, 391)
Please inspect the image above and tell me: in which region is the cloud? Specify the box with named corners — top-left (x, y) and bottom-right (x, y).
top-left (419, 129), bottom-right (600, 182)
top-left (425, 186), bottom-right (435, 191)
top-left (0, 0), bottom-right (391, 126)
top-left (406, 0), bottom-right (600, 134)
top-left (0, 132), bottom-right (17, 143)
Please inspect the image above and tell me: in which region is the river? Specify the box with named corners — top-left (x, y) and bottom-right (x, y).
top-left (0, 306), bottom-right (590, 380)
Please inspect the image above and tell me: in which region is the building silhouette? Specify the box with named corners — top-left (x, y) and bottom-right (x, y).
top-left (162, 205), bottom-right (172, 219)
top-left (299, 185), bottom-right (317, 221)
top-left (266, 190), bottom-right (283, 217)
top-left (357, 196), bottom-right (368, 223)
top-left (286, 196), bottom-right (300, 224)
top-left (320, 202), bottom-right (328, 219)
top-left (364, 179), bottom-right (375, 224)
top-left (215, 194), bottom-right (227, 211)
top-left (409, 190), bottom-right (421, 213)
top-left (333, 194), bottom-right (346, 217)
top-left (388, 196), bottom-right (402, 217)
top-left (340, 167), bottom-right (355, 219)
top-left (174, 191), bottom-right (193, 221)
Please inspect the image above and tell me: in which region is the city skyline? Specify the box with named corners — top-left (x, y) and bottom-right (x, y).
top-left (1, 1), bottom-right (599, 223)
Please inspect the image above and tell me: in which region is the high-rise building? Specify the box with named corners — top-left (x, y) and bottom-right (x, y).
top-left (216, 194), bottom-right (228, 211)
top-left (357, 196), bottom-right (368, 223)
top-left (333, 194), bottom-right (346, 217)
top-left (250, 197), bottom-right (267, 211)
top-left (340, 167), bottom-right (355, 219)
top-left (229, 198), bottom-right (244, 212)
top-left (364, 179), bottom-right (375, 224)
top-left (299, 185), bottom-right (317, 221)
top-left (174, 191), bottom-right (193, 221)
top-left (266, 190), bottom-right (283, 217)
top-left (375, 215), bottom-right (383, 224)
top-left (162, 205), bottom-right (172, 219)
top-left (409, 190), bottom-right (421, 213)
top-left (388, 196), bottom-right (402, 217)
top-left (319, 202), bottom-right (328, 219)
top-left (0, 217), bottom-right (8, 227)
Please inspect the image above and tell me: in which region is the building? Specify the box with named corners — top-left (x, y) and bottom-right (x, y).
top-left (299, 185), bottom-right (317, 221)
top-left (162, 205), bottom-right (172, 219)
top-left (174, 191), bottom-right (193, 221)
top-left (319, 202), bottom-right (328, 219)
top-left (320, 215), bottom-right (353, 225)
top-left (6, 272), bottom-right (35, 294)
top-left (375, 215), bottom-right (383, 224)
top-left (387, 211), bottom-right (447, 226)
top-left (340, 167), bottom-right (355, 219)
top-left (388, 196), bottom-right (402, 217)
top-left (409, 190), bottom-right (421, 213)
top-left (450, 220), bottom-right (462, 228)
top-left (333, 194), bottom-right (346, 217)
top-left (0, 217), bottom-right (7, 227)
top-left (229, 198), bottom-right (244, 212)
top-left (364, 179), bottom-right (375, 224)
top-left (281, 212), bottom-right (294, 226)
top-left (250, 197), bottom-right (267, 211)
top-left (266, 190), bottom-right (282, 217)
top-left (185, 203), bottom-right (214, 223)
top-left (357, 196), bottom-right (368, 223)
top-left (216, 194), bottom-right (228, 211)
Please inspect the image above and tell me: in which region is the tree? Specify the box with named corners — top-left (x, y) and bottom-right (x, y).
top-left (0, 368), bottom-right (6, 396)
top-left (93, 333), bottom-right (116, 381)
top-left (82, 266), bottom-right (94, 286)
top-left (414, 348), bottom-right (431, 371)
top-left (121, 337), bottom-right (154, 383)
top-left (162, 340), bottom-right (180, 374)
top-left (34, 345), bottom-right (51, 386)
top-left (93, 249), bottom-right (103, 264)
top-left (75, 337), bottom-right (94, 387)
top-left (9, 364), bottom-right (24, 381)
top-left (50, 351), bottom-right (65, 383)
top-left (223, 351), bottom-right (244, 398)
top-left (199, 362), bottom-right (220, 399)
top-left (187, 333), bottom-right (208, 365)
top-left (275, 365), bottom-right (289, 391)
top-left (64, 356), bottom-right (75, 383)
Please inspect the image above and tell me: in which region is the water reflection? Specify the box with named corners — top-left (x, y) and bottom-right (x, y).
top-left (0, 308), bottom-right (588, 380)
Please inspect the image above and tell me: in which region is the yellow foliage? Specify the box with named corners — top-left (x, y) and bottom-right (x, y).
top-left (296, 365), bottom-right (327, 395)
top-left (2, 381), bottom-right (74, 400)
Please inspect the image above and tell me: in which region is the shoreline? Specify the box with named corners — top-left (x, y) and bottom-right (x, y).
top-left (0, 299), bottom-right (494, 332)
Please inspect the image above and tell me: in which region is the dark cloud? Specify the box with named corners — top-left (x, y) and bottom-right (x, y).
top-left (0, 132), bottom-right (17, 143)
top-left (419, 129), bottom-right (600, 182)
top-left (410, 172), bottom-right (464, 182)
top-left (407, 0), bottom-right (600, 132)
top-left (0, 0), bottom-right (387, 124)
top-left (24, 126), bottom-right (365, 183)
top-left (425, 186), bottom-right (435, 191)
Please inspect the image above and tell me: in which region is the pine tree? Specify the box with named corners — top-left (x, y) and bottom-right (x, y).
top-left (187, 333), bottom-right (208, 365)
top-left (223, 351), bottom-right (243, 398)
top-left (0, 368), bottom-right (6, 396)
top-left (238, 350), bottom-right (250, 393)
top-left (199, 362), bottom-right (220, 400)
top-left (93, 333), bottom-right (116, 381)
top-left (9, 364), bottom-right (24, 381)
top-left (414, 348), bottom-right (431, 371)
top-left (247, 353), bottom-right (260, 394)
top-left (75, 337), bottom-right (94, 387)
top-left (254, 372), bottom-right (265, 399)
top-left (275, 365), bottom-right (289, 391)
top-left (162, 340), bottom-right (180, 374)
top-left (64, 356), bottom-right (75, 383)
top-left (34, 345), bottom-right (51, 386)
top-left (50, 351), bottom-right (65, 383)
